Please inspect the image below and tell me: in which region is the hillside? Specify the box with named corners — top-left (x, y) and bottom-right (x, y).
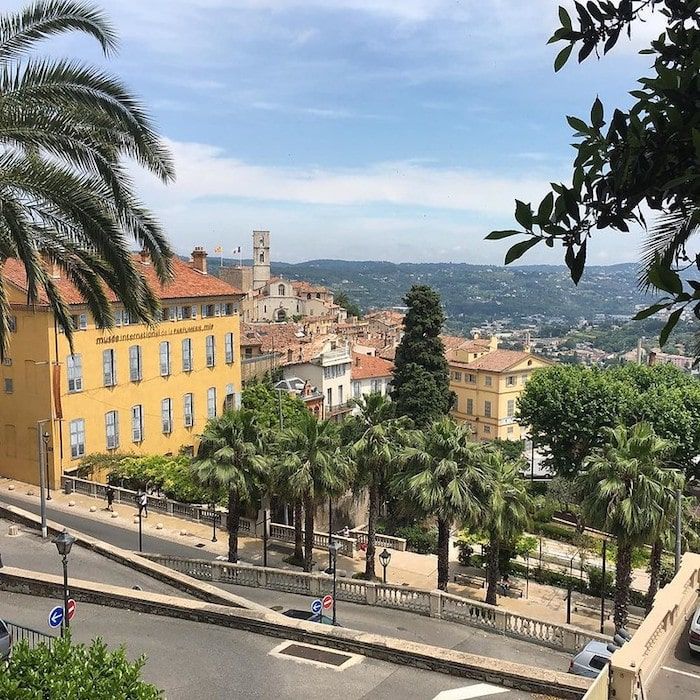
top-left (207, 257), bottom-right (649, 333)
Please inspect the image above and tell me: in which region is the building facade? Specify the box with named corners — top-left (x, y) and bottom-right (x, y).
top-left (0, 250), bottom-right (242, 489)
top-left (350, 352), bottom-right (393, 404)
top-left (447, 342), bottom-right (552, 442)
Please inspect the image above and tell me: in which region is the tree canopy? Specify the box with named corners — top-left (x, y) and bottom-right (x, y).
top-left (488, 1), bottom-right (699, 349)
top-left (334, 291), bottom-right (362, 319)
top-left (391, 285), bottom-right (453, 426)
top-left (518, 363), bottom-right (700, 477)
top-left (241, 381), bottom-right (309, 430)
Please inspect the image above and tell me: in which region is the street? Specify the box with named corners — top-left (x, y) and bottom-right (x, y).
top-left (0, 591), bottom-right (542, 700)
top-left (647, 616), bottom-right (700, 700)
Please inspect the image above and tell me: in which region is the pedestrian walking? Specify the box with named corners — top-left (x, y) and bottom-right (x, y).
top-left (138, 490), bottom-right (148, 518)
top-left (105, 485), bottom-right (115, 512)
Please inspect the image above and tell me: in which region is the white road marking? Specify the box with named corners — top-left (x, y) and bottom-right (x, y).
top-left (661, 666), bottom-right (700, 681)
top-left (432, 683), bottom-right (510, 700)
top-left (268, 640), bottom-right (363, 671)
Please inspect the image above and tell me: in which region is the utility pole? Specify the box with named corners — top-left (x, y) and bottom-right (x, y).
top-left (600, 539), bottom-right (607, 634)
top-left (36, 420), bottom-right (49, 539)
top-left (675, 487), bottom-right (683, 572)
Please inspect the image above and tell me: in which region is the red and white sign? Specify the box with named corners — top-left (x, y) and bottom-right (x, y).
top-left (322, 594), bottom-right (333, 610)
top-left (67, 599), bottom-right (76, 622)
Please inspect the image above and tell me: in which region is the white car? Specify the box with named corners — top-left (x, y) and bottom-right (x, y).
top-left (689, 604), bottom-right (700, 654)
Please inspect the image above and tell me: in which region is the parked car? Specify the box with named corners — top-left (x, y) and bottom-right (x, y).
top-left (0, 620), bottom-right (11, 661)
top-left (688, 604), bottom-right (700, 654)
top-left (569, 641), bottom-right (614, 678)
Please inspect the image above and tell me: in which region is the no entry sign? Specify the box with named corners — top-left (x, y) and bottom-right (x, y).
top-left (322, 594), bottom-right (333, 610)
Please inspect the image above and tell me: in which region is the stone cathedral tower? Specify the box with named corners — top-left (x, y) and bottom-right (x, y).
top-left (252, 230), bottom-right (270, 290)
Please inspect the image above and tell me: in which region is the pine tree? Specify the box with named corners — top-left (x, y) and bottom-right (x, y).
top-left (391, 285), bottom-right (452, 427)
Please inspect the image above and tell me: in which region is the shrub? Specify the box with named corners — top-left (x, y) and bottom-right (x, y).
top-left (395, 524), bottom-right (438, 554)
top-left (531, 520), bottom-right (578, 544)
top-left (0, 636), bottom-right (162, 698)
top-left (587, 565), bottom-right (614, 597)
top-left (531, 497), bottom-right (559, 523)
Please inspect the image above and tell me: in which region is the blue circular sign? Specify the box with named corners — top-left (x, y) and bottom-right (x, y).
top-left (48, 605), bottom-right (64, 629)
top-left (310, 598), bottom-right (323, 615)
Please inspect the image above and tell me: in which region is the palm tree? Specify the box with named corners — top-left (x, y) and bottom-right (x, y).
top-left (577, 423), bottom-right (670, 629)
top-left (350, 393), bottom-right (410, 579)
top-left (277, 412), bottom-right (351, 572)
top-left (191, 410), bottom-right (268, 563)
top-left (481, 451), bottom-right (532, 605)
top-left (396, 418), bottom-right (485, 591)
top-left (0, 1), bottom-right (175, 359)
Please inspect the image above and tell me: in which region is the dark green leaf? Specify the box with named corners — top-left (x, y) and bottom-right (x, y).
top-left (514, 200), bottom-right (533, 230)
top-left (659, 308), bottom-right (683, 347)
top-left (590, 97), bottom-right (604, 128)
top-left (578, 40), bottom-right (595, 62)
top-left (632, 303), bottom-right (669, 321)
top-left (648, 260), bottom-right (683, 295)
top-left (570, 241), bottom-right (587, 284)
top-left (537, 192), bottom-right (554, 223)
top-left (566, 116), bottom-right (590, 134)
top-left (587, 2), bottom-right (605, 21)
top-left (485, 230), bottom-right (522, 240)
top-left (554, 44), bottom-right (573, 72)
top-left (558, 6), bottom-right (572, 28)
top-left (504, 237), bottom-right (541, 265)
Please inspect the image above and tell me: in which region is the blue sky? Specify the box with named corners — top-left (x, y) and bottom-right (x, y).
top-left (5, 0), bottom-right (667, 264)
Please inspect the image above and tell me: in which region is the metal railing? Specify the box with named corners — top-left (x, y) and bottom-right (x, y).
top-left (4, 620), bottom-right (56, 650)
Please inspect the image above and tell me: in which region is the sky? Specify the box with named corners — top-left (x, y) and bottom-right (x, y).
top-left (3, 0), bottom-right (668, 264)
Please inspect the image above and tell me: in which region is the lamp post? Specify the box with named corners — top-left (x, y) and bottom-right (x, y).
top-left (43, 431), bottom-right (51, 501)
top-left (600, 538), bottom-right (607, 634)
top-left (327, 496), bottom-right (333, 571)
top-left (136, 492), bottom-right (144, 552)
top-left (211, 502), bottom-right (218, 543)
top-left (675, 487), bottom-right (682, 572)
top-left (52, 529), bottom-right (76, 636)
top-left (36, 420), bottom-right (50, 539)
top-left (328, 540), bottom-right (342, 625)
top-left (379, 548), bottom-right (391, 584)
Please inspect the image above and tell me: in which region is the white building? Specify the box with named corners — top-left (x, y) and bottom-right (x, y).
top-left (281, 337), bottom-right (353, 420)
top-left (350, 352), bottom-right (394, 406)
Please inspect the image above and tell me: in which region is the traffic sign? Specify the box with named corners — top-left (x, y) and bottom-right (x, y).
top-left (310, 599), bottom-right (322, 616)
top-left (67, 599), bottom-right (76, 622)
top-left (48, 606), bottom-right (63, 629)
top-left (322, 594), bottom-right (333, 610)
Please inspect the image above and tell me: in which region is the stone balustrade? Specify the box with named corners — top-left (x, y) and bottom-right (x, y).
top-left (141, 552), bottom-right (609, 653)
top-left (349, 528), bottom-right (407, 551)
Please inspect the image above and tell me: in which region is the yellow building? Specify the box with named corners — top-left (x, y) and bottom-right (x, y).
top-left (0, 249), bottom-right (242, 489)
top-left (446, 337), bottom-right (552, 441)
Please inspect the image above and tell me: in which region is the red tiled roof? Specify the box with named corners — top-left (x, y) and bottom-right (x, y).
top-left (351, 352), bottom-right (394, 380)
top-left (3, 255), bottom-right (242, 305)
top-left (453, 349), bottom-right (551, 372)
top-left (292, 280), bottom-right (327, 294)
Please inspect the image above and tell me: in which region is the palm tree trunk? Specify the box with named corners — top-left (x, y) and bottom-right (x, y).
top-left (303, 494), bottom-right (315, 573)
top-left (293, 499), bottom-right (303, 562)
top-left (437, 517), bottom-right (451, 591)
top-left (227, 490), bottom-right (240, 564)
top-left (614, 542), bottom-right (633, 631)
top-left (365, 482), bottom-right (380, 580)
top-left (485, 536), bottom-right (500, 605)
top-left (646, 538), bottom-right (663, 616)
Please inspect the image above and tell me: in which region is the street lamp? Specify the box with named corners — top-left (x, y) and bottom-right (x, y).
top-left (328, 540), bottom-right (342, 625)
top-left (379, 548), bottom-right (391, 584)
top-left (52, 529), bottom-right (76, 636)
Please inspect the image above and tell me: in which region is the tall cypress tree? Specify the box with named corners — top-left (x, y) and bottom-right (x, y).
top-left (391, 285), bottom-right (452, 427)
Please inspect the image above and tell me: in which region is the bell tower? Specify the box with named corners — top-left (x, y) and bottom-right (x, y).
top-left (252, 230), bottom-right (270, 290)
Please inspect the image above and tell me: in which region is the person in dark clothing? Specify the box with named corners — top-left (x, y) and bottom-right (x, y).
top-left (105, 485), bottom-right (115, 512)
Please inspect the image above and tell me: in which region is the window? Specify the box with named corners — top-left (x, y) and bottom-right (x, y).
top-left (129, 345), bottom-right (142, 382)
top-left (323, 363), bottom-right (348, 380)
top-left (339, 385), bottom-right (344, 404)
top-left (201, 304), bottom-right (215, 318)
top-left (207, 387), bottom-right (217, 418)
top-left (326, 387), bottom-right (333, 408)
top-left (161, 398), bottom-right (173, 434)
top-left (4, 378), bottom-right (13, 393)
top-left (467, 373), bottom-right (476, 383)
top-left (259, 251), bottom-right (264, 263)
top-left (131, 405), bottom-right (143, 443)
top-left (353, 381), bottom-right (361, 398)
top-left (67, 354), bottom-right (82, 392)
top-left (72, 313), bottom-right (87, 331)
top-left (115, 309), bottom-right (123, 326)
top-left (205, 335), bottom-right (215, 367)
top-left (484, 375), bottom-right (492, 386)
top-left (182, 338), bottom-right (193, 371)
top-left (225, 332), bottom-right (234, 364)
top-left (466, 398), bottom-right (474, 415)
top-left (69, 419), bottom-right (85, 458)
top-left (589, 656), bottom-right (610, 671)
top-left (483, 425), bottom-right (491, 435)
top-left (371, 379), bottom-right (382, 393)
top-left (183, 393), bottom-right (194, 427)
top-left (102, 349), bottom-right (116, 387)
top-left (8, 316), bottom-right (17, 332)
top-left (522, 374), bottom-right (528, 385)
top-left (507, 426), bottom-right (514, 435)
top-left (159, 341), bottom-right (171, 376)
top-left (105, 411), bottom-right (119, 450)
top-left (484, 400), bottom-right (492, 418)
top-left (224, 303), bottom-right (235, 316)
top-left (452, 371), bottom-right (462, 382)
top-left (507, 400), bottom-right (515, 418)
top-left (224, 384), bottom-right (236, 411)
top-left (506, 375), bottom-right (516, 387)
top-left (278, 284), bottom-right (285, 295)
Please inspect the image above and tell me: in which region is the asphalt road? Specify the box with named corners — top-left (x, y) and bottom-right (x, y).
top-left (0, 591), bottom-right (541, 700)
top-left (0, 492), bottom-right (571, 674)
top-left (647, 613), bottom-right (700, 700)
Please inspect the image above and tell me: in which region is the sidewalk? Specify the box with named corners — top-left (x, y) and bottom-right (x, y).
top-left (0, 475), bottom-right (631, 636)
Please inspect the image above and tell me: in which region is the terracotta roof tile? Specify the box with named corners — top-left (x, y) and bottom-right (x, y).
top-left (351, 352), bottom-right (394, 380)
top-left (453, 349), bottom-right (551, 372)
top-left (3, 255), bottom-right (242, 306)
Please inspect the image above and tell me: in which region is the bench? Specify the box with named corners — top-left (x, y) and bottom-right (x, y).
top-left (498, 582), bottom-right (524, 598)
top-left (453, 573), bottom-right (485, 589)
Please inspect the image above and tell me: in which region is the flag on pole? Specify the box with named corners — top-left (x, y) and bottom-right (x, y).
top-left (232, 246), bottom-right (241, 255)
top-left (214, 246), bottom-right (223, 254)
